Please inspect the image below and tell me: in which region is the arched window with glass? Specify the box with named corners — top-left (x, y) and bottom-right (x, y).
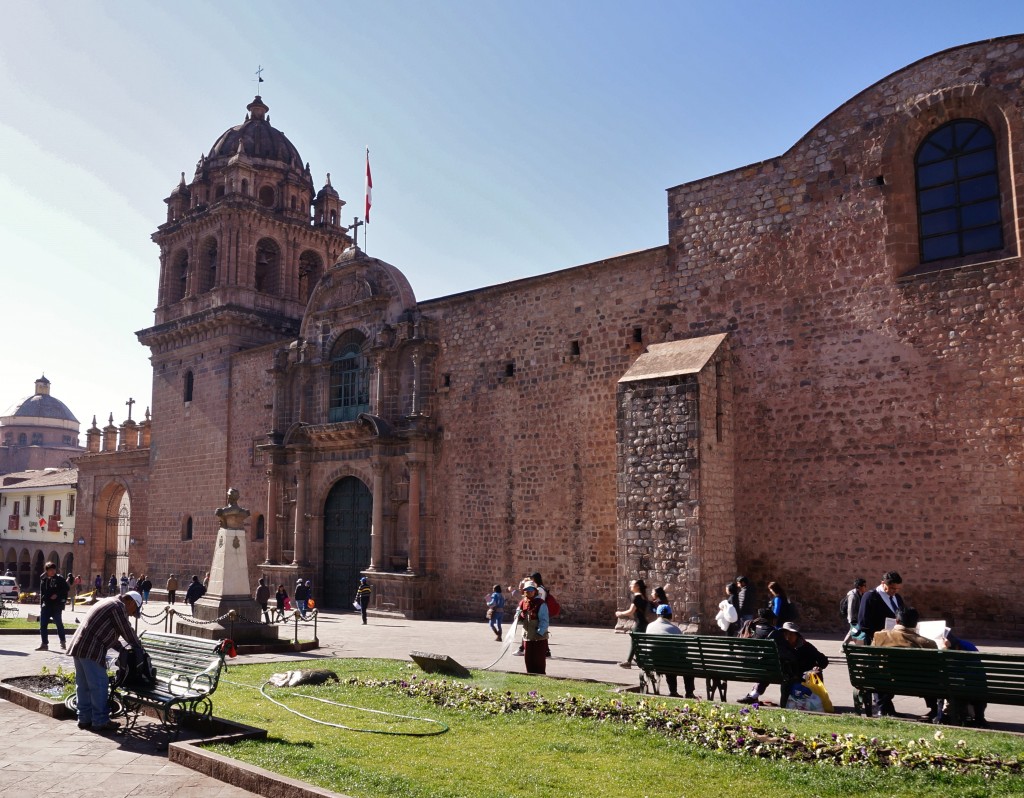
top-left (916, 119), bottom-right (1003, 264)
top-left (328, 332), bottom-right (371, 422)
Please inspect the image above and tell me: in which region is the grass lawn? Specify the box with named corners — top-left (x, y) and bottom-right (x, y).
top-left (207, 659), bottom-right (1024, 798)
top-left (0, 617), bottom-right (78, 631)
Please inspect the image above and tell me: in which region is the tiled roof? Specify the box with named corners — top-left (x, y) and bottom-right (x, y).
top-left (0, 468), bottom-right (77, 488)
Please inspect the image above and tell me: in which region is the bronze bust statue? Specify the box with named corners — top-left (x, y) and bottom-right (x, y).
top-left (216, 487), bottom-right (250, 530)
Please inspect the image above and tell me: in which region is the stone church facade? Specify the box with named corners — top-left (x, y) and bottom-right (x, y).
top-left (75, 38), bottom-right (1023, 635)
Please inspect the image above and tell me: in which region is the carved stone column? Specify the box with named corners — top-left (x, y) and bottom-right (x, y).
top-left (293, 454), bottom-right (309, 565)
top-left (372, 352), bottom-right (386, 416)
top-left (264, 464), bottom-right (278, 563)
top-left (407, 453), bottom-right (424, 574)
top-left (369, 459), bottom-right (385, 570)
top-left (410, 349), bottom-right (421, 416)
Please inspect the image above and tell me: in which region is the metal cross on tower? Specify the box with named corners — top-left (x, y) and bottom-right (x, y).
top-left (349, 217), bottom-right (364, 247)
top-left (125, 397), bottom-right (135, 421)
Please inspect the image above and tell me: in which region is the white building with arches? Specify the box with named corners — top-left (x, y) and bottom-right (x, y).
top-left (1, 467), bottom-right (78, 591)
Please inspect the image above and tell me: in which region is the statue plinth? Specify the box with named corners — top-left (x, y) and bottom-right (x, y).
top-left (177, 488), bottom-right (277, 644)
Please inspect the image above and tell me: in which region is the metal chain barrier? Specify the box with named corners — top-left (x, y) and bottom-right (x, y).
top-left (129, 604), bottom-right (319, 644)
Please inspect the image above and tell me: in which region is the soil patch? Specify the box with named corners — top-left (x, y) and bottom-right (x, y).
top-left (4, 674), bottom-right (69, 700)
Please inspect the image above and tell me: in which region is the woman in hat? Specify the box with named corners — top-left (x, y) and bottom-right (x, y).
top-left (518, 582), bottom-right (549, 674)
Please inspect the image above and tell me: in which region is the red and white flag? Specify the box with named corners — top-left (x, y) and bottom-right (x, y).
top-left (364, 147), bottom-right (372, 224)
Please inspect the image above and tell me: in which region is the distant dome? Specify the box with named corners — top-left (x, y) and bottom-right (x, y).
top-left (206, 96), bottom-right (304, 170)
top-left (5, 377), bottom-right (79, 423)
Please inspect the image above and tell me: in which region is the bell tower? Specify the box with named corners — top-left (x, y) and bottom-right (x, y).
top-left (137, 95), bottom-right (352, 576)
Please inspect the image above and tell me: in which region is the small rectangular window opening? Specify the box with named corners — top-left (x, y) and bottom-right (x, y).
top-left (443, 373), bottom-right (451, 388)
top-left (504, 362), bottom-right (516, 378)
top-left (569, 340), bottom-right (581, 357)
top-left (633, 327), bottom-right (643, 344)
top-left (715, 359), bottom-right (724, 444)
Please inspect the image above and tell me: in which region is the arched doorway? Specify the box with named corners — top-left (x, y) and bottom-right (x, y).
top-left (114, 494), bottom-right (131, 578)
top-left (97, 483), bottom-right (131, 582)
top-left (322, 477), bottom-right (372, 609)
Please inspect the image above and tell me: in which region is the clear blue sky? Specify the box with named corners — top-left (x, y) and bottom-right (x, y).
top-left (1, 1), bottom-right (1022, 434)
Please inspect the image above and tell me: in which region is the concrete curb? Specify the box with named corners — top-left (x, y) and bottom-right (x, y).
top-left (170, 739), bottom-right (351, 798)
top-left (0, 678), bottom-right (74, 718)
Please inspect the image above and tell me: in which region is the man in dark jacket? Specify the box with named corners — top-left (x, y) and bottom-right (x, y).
top-left (857, 571), bottom-right (905, 644)
top-left (858, 571), bottom-right (907, 716)
top-left (733, 576), bottom-right (757, 624)
top-left (254, 577), bottom-right (271, 623)
top-left (184, 574), bottom-right (205, 613)
top-left (37, 561), bottom-right (69, 651)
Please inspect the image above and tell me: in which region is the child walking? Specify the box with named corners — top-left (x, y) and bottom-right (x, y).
top-left (486, 585), bottom-right (505, 641)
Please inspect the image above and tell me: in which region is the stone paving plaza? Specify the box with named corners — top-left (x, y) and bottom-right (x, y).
top-left (2, 601), bottom-right (1022, 797)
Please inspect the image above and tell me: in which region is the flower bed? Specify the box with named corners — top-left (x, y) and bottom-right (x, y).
top-left (348, 676), bottom-right (1022, 778)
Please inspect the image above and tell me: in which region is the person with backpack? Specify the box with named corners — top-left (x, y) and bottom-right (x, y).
top-left (841, 577), bottom-right (868, 644)
top-left (67, 590), bottom-right (144, 732)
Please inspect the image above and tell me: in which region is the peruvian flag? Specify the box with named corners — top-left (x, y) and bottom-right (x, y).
top-left (364, 147), bottom-right (372, 224)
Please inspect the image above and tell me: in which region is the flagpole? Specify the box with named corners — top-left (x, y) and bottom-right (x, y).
top-left (364, 147), bottom-right (371, 255)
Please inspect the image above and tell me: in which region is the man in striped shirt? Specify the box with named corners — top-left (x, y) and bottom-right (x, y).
top-left (67, 590), bottom-right (144, 732)
top-left (355, 577), bottom-right (372, 624)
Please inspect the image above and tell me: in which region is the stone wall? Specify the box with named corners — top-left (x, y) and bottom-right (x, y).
top-left (616, 375), bottom-right (702, 622)
top-left (666, 37), bottom-right (1024, 635)
top-left (425, 247), bottom-right (671, 622)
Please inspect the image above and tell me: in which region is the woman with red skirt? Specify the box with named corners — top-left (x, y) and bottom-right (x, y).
top-left (518, 582), bottom-right (550, 674)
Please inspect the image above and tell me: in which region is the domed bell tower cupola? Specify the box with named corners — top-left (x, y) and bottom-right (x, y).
top-left (313, 173), bottom-right (345, 228)
top-left (165, 173), bottom-right (191, 224)
top-left (144, 94), bottom-right (353, 335)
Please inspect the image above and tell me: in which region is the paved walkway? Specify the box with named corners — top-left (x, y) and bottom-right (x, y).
top-left (2, 601), bottom-right (1022, 798)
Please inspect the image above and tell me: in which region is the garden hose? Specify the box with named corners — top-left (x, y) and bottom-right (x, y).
top-left (221, 677), bottom-right (448, 736)
top-left (476, 608), bottom-right (522, 671)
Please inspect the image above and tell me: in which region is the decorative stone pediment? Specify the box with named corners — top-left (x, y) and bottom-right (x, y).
top-left (301, 249), bottom-right (417, 341)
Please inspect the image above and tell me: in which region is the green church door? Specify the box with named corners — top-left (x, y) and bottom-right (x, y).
top-left (322, 477), bottom-right (372, 610)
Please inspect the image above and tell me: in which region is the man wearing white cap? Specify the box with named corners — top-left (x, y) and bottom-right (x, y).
top-left (67, 590), bottom-right (145, 732)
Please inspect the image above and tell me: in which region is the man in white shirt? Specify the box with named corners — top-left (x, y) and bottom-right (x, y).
top-left (645, 604), bottom-right (696, 699)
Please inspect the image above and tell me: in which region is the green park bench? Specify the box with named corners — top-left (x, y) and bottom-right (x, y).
top-left (844, 645), bottom-right (1024, 723)
top-left (120, 631), bottom-right (227, 740)
top-left (631, 632), bottom-right (788, 702)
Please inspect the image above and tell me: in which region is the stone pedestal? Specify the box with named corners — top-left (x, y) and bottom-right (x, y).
top-left (177, 488), bottom-right (277, 644)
